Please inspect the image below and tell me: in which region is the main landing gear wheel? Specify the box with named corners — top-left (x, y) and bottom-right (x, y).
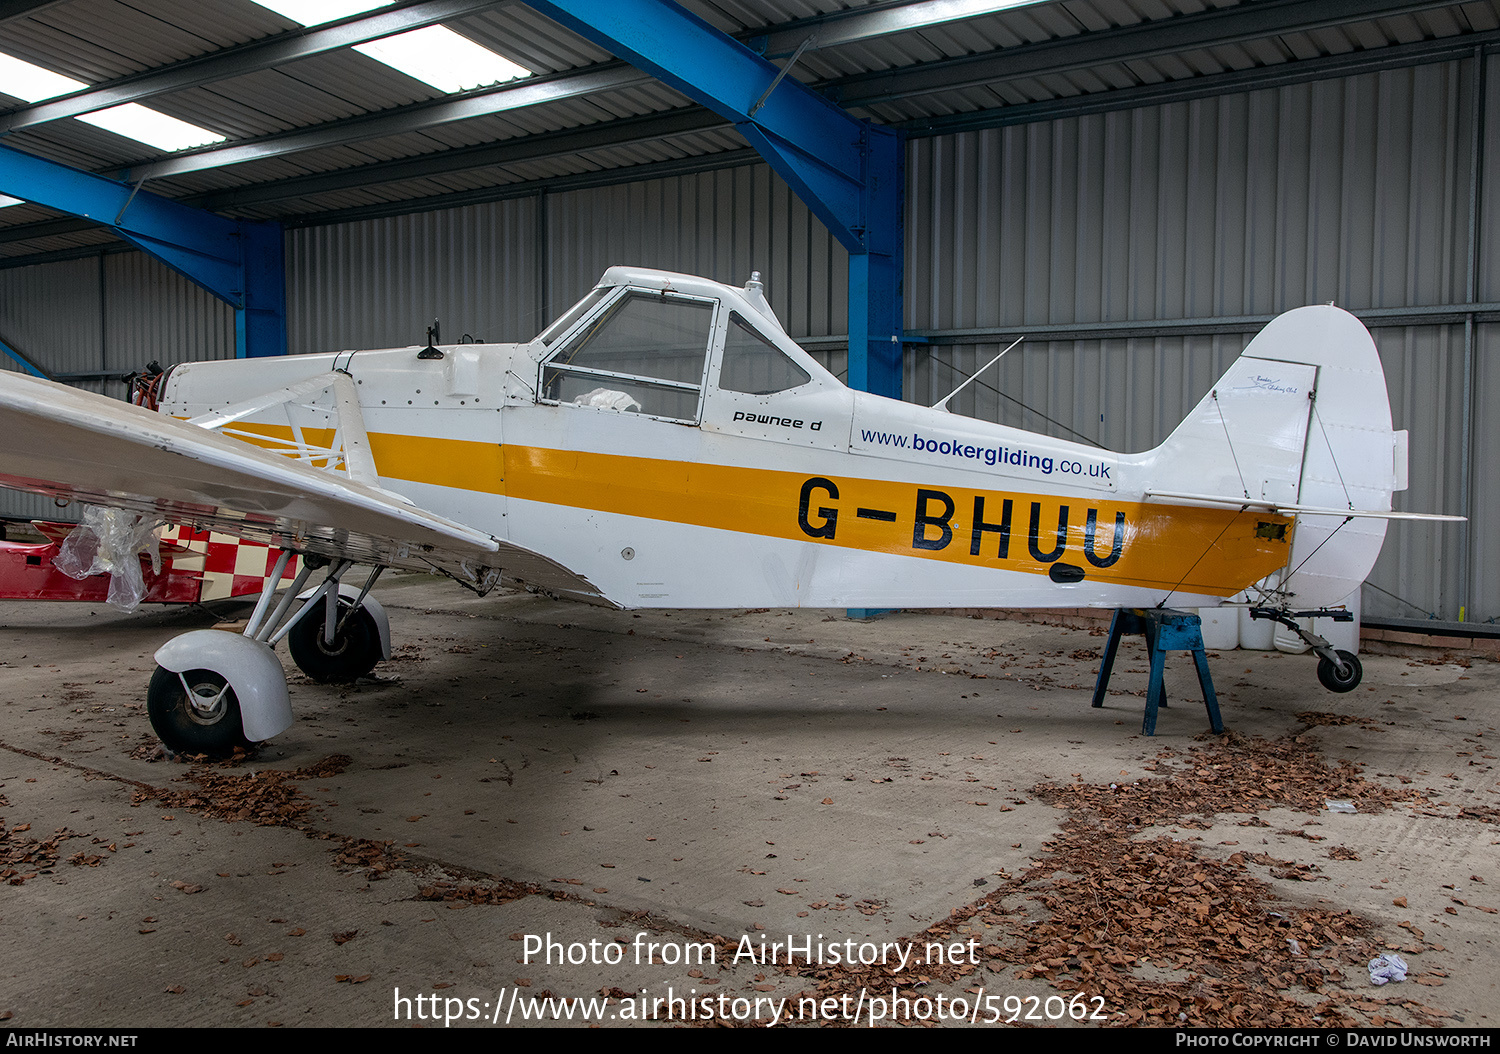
top-left (288, 599), bottom-right (382, 683)
top-left (147, 666), bottom-right (252, 758)
top-left (1317, 650), bottom-right (1363, 693)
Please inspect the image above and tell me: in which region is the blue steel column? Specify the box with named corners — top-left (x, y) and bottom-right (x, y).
top-left (527, 0), bottom-right (904, 398)
top-left (0, 143), bottom-right (286, 359)
top-left (236, 219), bottom-right (288, 358)
top-left (846, 125), bottom-right (903, 399)
top-left (845, 126), bottom-right (903, 616)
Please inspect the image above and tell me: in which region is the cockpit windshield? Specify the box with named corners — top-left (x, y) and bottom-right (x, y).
top-left (540, 290), bottom-right (715, 422)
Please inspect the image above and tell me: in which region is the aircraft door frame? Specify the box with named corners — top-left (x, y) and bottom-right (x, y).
top-left (700, 306), bottom-right (851, 453)
top-left (535, 286), bottom-right (721, 426)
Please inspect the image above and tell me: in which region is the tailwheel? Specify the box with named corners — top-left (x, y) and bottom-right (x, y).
top-left (288, 598), bottom-right (382, 683)
top-left (1316, 650), bottom-right (1363, 693)
top-left (147, 665), bottom-right (251, 758)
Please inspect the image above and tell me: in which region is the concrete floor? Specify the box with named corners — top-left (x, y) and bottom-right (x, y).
top-left (0, 573), bottom-right (1496, 1028)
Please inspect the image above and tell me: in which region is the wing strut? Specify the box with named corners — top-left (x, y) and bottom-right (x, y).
top-left (240, 553), bottom-right (387, 654)
top-left (188, 371), bottom-right (380, 485)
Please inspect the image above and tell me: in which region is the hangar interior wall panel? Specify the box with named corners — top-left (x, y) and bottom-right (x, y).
top-left (286, 166), bottom-right (850, 378)
top-left (906, 63), bottom-right (1475, 331)
top-left (1461, 321), bottom-right (1500, 626)
top-left (285, 199), bottom-right (540, 355)
top-left (0, 254), bottom-right (231, 382)
top-left (906, 60), bottom-right (1492, 622)
top-left (546, 166), bottom-right (849, 346)
top-left (1371, 325), bottom-right (1468, 625)
top-left (1478, 52), bottom-right (1500, 304)
top-left (0, 258), bottom-right (103, 379)
top-left (103, 254), bottom-right (235, 371)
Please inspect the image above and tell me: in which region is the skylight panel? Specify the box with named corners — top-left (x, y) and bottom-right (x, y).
top-left (249, 1), bottom-right (530, 93)
top-left (820, 0), bottom-right (1063, 46)
top-left (0, 51), bottom-right (86, 102)
top-left (78, 105), bottom-right (227, 152)
top-left (252, 0), bottom-right (392, 28)
top-left (0, 52), bottom-right (224, 152)
top-left (352, 25), bottom-right (531, 93)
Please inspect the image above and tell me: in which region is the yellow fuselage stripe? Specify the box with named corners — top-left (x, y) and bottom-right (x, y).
top-left (234, 426), bottom-right (1289, 596)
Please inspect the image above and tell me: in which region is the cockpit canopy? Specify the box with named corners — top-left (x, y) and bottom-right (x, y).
top-left (538, 268), bottom-right (827, 424)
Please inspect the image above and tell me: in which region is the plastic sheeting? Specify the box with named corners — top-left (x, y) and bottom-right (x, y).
top-left (52, 505), bottom-right (164, 612)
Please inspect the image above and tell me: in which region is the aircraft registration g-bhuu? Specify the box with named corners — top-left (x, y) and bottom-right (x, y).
top-left (0, 266), bottom-right (1456, 757)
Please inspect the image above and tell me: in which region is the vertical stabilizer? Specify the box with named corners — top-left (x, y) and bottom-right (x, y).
top-left (1147, 306), bottom-right (1400, 608)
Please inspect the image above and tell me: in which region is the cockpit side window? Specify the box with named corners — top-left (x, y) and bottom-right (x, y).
top-left (540, 291), bottom-right (715, 422)
top-left (718, 311), bottom-right (811, 395)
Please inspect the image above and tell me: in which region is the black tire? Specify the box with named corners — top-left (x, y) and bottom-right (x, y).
top-left (1317, 650), bottom-right (1363, 693)
top-left (147, 665), bottom-right (252, 758)
top-left (288, 599), bottom-right (381, 683)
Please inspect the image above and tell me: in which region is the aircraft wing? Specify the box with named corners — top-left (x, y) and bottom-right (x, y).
top-left (0, 373), bottom-right (604, 601)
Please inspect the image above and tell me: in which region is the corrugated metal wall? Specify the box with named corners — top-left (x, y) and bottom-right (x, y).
top-left (544, 166), bottom-right (848, 347)
top-left (103, 253), bottom-right (236, 371)
top-left (1468, 323), bottom-right (1500, 623)
top-left (283, 164), bottom-right (850, 376)
top-left (907, 63), bottom-right (1475, 372)
top-left (0, 254), bottom-right (234, 389)
top-left (286, 199), bottom-right (540, 354)
top-left (0, 258), bottom-right (103, 385)
top-left (905, 59), bottom-right (1492, 623)
top-left (2, 54), bottom-right (1493, 620)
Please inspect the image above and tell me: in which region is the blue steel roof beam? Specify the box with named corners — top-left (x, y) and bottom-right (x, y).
top-left (0, 0), bottom-right (512, 134)
top-left (525, 0), bottom-right (868, 252)
top-left (0, 144), bottom-right (240, 299)
top-left (846, 126), bottom-right (903, 401)
top-left (0, 143), bottom-right (286, 357)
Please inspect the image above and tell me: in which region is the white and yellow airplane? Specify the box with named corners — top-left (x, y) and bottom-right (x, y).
top-left (0, 266), bottom-right (1455, 756)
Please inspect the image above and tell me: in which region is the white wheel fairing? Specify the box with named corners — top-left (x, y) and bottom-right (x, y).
top-left (154, 630), bottom-right (292, 741)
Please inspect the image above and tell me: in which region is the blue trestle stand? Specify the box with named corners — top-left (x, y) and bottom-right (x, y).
top-left (1090, 608), bottom-right (1225, 736)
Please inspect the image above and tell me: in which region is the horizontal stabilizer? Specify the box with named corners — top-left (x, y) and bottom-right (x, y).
top-left (1144, 490), bottom-right (1464, 522)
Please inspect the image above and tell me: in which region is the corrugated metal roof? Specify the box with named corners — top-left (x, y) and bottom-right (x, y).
top-left (3, 0), bottom-right (1500, 247)
top-left (0, 1), bottom-right (282, 81)
top-left (450, 4), bottom-right (615, 71)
